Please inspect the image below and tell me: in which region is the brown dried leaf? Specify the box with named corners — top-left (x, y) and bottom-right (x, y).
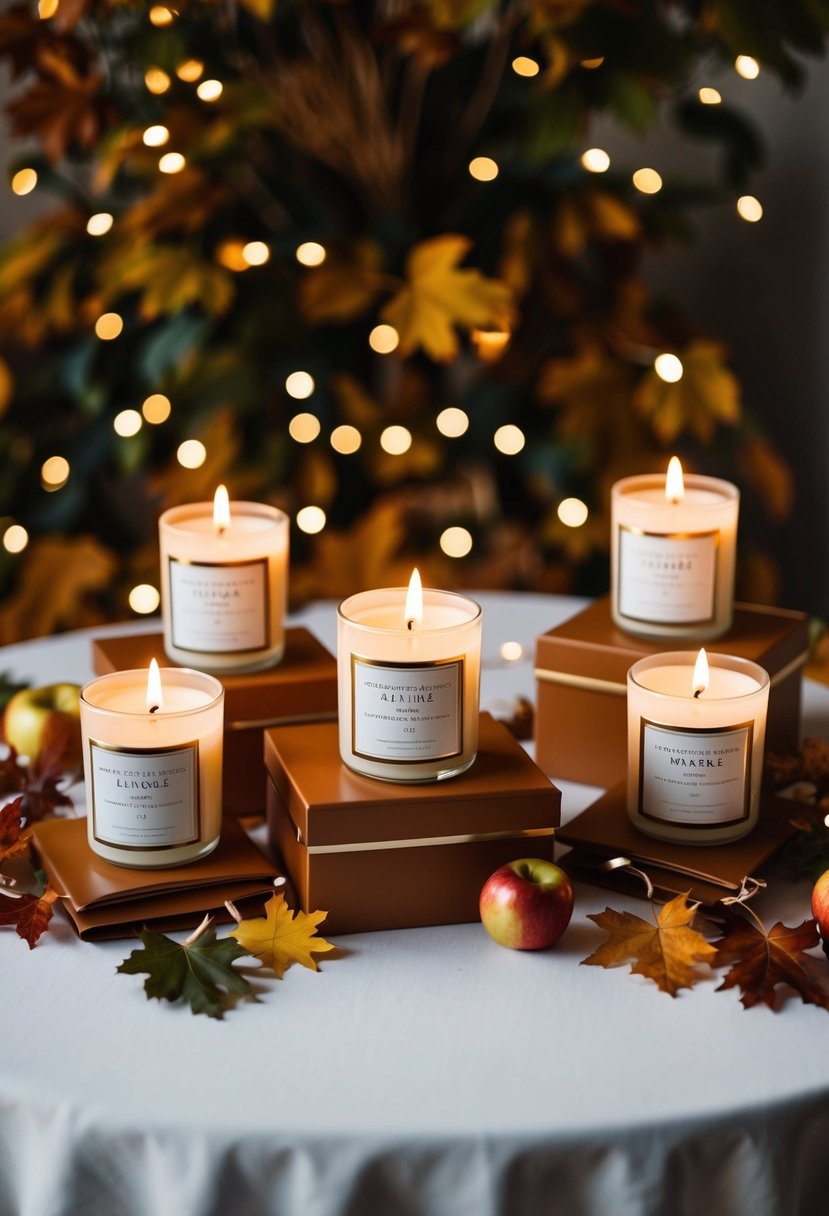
top-left (0, 797), bottom-right (30, 862)
top-left (0, 885), bottom-right (58, 949)
top-left (713, 911), bottom-right (829, 1011)
top-left (582, 892), bottom-right (716, 996)
top-left (6, 54), bottom-right (107, 162)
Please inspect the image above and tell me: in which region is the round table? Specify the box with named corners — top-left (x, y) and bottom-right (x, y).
top-left (2, 594), bottom-right (829, 1216)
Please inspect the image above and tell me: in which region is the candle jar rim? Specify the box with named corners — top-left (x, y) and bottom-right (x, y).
top-left (159, 500), bottom-right (289, 533)
top-left (612, 472), bottom-right (739, 505)
top-left (628, 650), bottom-right (769, 700)
top-left (81, 667), bottom-right (225, 716)
top-left (337, 587), bottom-right (482, 634)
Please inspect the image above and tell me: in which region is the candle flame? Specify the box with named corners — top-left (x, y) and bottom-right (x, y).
top-left (213, 484), bottom-right (231, 532)
top-left (692, 648), bottom-right (709, 698)
top-left (146, 658), bottom-right (163, 712)
top-left (665, 456), bottom-right (684, 503)
top-left (404, 568), bottom-right (423, 630)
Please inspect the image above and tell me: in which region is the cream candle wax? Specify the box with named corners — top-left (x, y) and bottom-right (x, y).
top-left (159, 487), bottom-right (289, 673)
top-left (80, 662), bottom-right (224, 867)
top-left (611, 458), bottom-right (739, 640)
top-left (627, 649), bottom-right (769, 845)
top-left (337, 571), bottom-right (482, 782)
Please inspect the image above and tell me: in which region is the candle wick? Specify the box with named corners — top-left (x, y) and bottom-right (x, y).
top-left (216, 525), bottom-right (226, 537)
top-left (693, 688), bottom-right (703, 699)
top-left (406, 619), bottom-right (414, 632)
top-left (149, 704), bottom-right (160, 714)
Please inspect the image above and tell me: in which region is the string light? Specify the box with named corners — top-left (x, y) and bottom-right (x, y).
top-left (737, 195), bottom-right (763, 223)
top-left (632, 167), bottom-right (663, 194)
top-left (177, 440), bottom-right (207, 468)
top-left (41, 456), bottom-right (70, 491)
top-left (38, 0), bottom-right (59, 17)
top-left (436, 407), bottom-right (469, 438)
top-left (581, 148), bottom-right (610, 173)
top-left (654, 353), bottom-right (683, 383)
top-left (197, 79), bottom-right (223, 102)
top-left (330, 426), bottom-right (362, 454)
top-left (369, 324), bottom-right (399, 354)
top-left (469, 156), bottom-right (499, 182)
top-left (285, 371), bottom-right (315, 400)
top-left (158, 152), bottom-right (185, 174)
top-left (129, 584), bottom-right (160, 614)
top-left (144, 68), bottom-right (171, 94)
top-left (493, 424), bottom-right (525, 455)
top-left (10, 169), bottom-right (37, 196)
top-left (471, 328), bottom-right (510, 362)
top-left (296, 242), bottom-right (327, 267)
top-left (557, 498), bottom-right (589, 527)
top-left (735, 55), bottom-right (760, 80)
top-left (95, 312), bottom-right (123, 340)
top-left (581, 57), bottom-right (605, 70)
top-left (296, 506), bottom-right (326, 534)
top-left (242, 241), bottom-right (270, 266)
top-left (698, 87), bottom-right (722, 105)
top-left (288, 413), bottom-right (320, 443)
top-left (149, 6), bottom-right (175, 26)
top-left (87, 212), bottom-right (114, 236)
top-left (215, 239), bottom-right (249, 272)
top-left (2, 525), bottom-right (29, 554)
top-left (113, 409), bottom-right (142, 437)
top-left (380, 426), bottom-right (412, 455)
top-left (512, 57), bottom-right (540, 78)
top-left (142, 125), bottom-right (170, 147)
top-left (142, 393), bottom-right (171, 424)
top-left (440, 526), bottom-right (473, 558)
top-left (500, 641), bottom-right (523, 661)
top-left (176, 60), bottom-right (204, 82)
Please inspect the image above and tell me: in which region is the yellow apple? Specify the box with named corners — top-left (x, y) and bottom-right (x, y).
top-left (3, 683), bottom-right (82, 771)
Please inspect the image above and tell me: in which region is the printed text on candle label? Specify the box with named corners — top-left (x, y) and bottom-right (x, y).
top-left (90, 743), bottom-right (199, 849)
top-left (639, 721), bottom-right (752, 827)
top-left (351, 658), bottom-right (463, 763)
top-left (619, 529), bottom-right (717, 624)
top-left (169, 557), bottom-right (268, 653)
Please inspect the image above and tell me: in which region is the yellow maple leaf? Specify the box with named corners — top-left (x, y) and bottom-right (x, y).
top-left (382, 234), bottom-right (513, 362)
top-left (299, 242), bottom-right (385, 326)
top-left (230, 893), bottom-right (335, 979)
top-left (238, 0), bottom-right (276, 19)
top-left (99, 244), bottom-right (235, 320)
top-left (0, 535), bottom-right (117, 645)
top-left (582, 892), bottom-right (716, 997)
top-left (635, 339), bottom-right (741, 444)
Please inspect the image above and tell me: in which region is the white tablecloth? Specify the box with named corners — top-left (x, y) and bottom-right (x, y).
top-left (2, 594), bottom-right (829, 1216)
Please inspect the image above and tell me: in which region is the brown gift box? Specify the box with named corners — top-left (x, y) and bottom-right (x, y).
top-left (556, 783), bottom-right (796, 906)
top-left (264, 712), bottom-right (561, 935)
top-left (31, 815), bottom-right (281, 940)
top-left (92, 627), bottom-right (338, 818)
top-left (534, 596), bottom-right (809, 787)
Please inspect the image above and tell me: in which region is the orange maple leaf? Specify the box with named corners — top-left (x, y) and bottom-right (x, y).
top-left (0, 797), bottom-right (31, 863)
top-left (0, 886), bottom-right (58, 949)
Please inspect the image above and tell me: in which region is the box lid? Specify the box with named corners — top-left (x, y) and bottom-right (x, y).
top-left (92, 627), bottom-right (337, 725)
top-left (264, 712), bottom-right (561, 847)
top-left (535, 596), bottom-right (809, 690)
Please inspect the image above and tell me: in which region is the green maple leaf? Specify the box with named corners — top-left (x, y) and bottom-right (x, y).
top-left (117, 920), bottom-right (253, 1019)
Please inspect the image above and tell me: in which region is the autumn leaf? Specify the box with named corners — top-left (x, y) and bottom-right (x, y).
top-left (0, 535), bottom-right (117, 645)
top-left (381, 235), bottom-right (514, 362)
top-left (0, 886), bottom-right (58, 949)
top-left (299, 241), bottom-right (385, 326)
top-left (238, 0), bottom-right (276, 19)
top-left (99, 244), bottom-right (234, 320)
top-left (712, 911), bottom-right (829, 1011)
top-left (0, 797), bottom-right (30, 862)
top-left (6, 52), bottom-right (108, 162)
top-left (739, 433), bottom-right (794, 522)
top-left (0, 750), bottom-right (28, 798)
top-left (634, 339), bottom-right (741, 444)
top-left (20, 760), bottom-right (74, 824)
top-left (229, 892), bottom-right (335, 978)
top-left (582, 892), bottom-right (716, 996)
top-left (117, 919), bottom-right (253, 1019)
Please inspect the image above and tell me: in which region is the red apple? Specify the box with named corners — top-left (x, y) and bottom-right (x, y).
top-left (3, 683), bottom-right (82, 771)
top-left (479, 858), bottom-right (574, 950)
top-left (811, 870), bottom-right (829, 957)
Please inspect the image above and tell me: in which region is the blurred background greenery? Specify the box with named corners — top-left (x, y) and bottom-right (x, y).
top-left (1, 0), bottom-right (827, 643)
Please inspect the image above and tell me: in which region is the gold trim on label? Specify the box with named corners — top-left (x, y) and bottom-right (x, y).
top-left (168, 554), bottom-right (271, 654)
top-left (350, 653), bottom-right (464, 765)
top-left (637, 717), bottom-right (753, 829)
top-left (89, 738), bottom-right (201, 851)
top-left (617, 524), bottom-right (720, 628)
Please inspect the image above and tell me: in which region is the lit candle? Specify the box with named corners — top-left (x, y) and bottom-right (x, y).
top-left (80, 664), bottom-right (224, 867)
top-left (626, 649), bottom-right (769, 844)
top-left (337, 571), bottom-right (482, 782)
top-left (611, 458), bottom-right (739, 640)
top-left (159, 487), bottom-right (289, 672)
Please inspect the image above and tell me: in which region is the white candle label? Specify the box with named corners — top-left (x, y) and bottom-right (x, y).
top-left (351, 656), bottom-right (463, 764)
top-left (169, 558), bottom-right (268, 654)
top-left (90, 741), bottom-right (200, 850)
top-left (618, 529), bottom-right (718, 625)
top-left (639, 720), bottom-right (752, 828)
